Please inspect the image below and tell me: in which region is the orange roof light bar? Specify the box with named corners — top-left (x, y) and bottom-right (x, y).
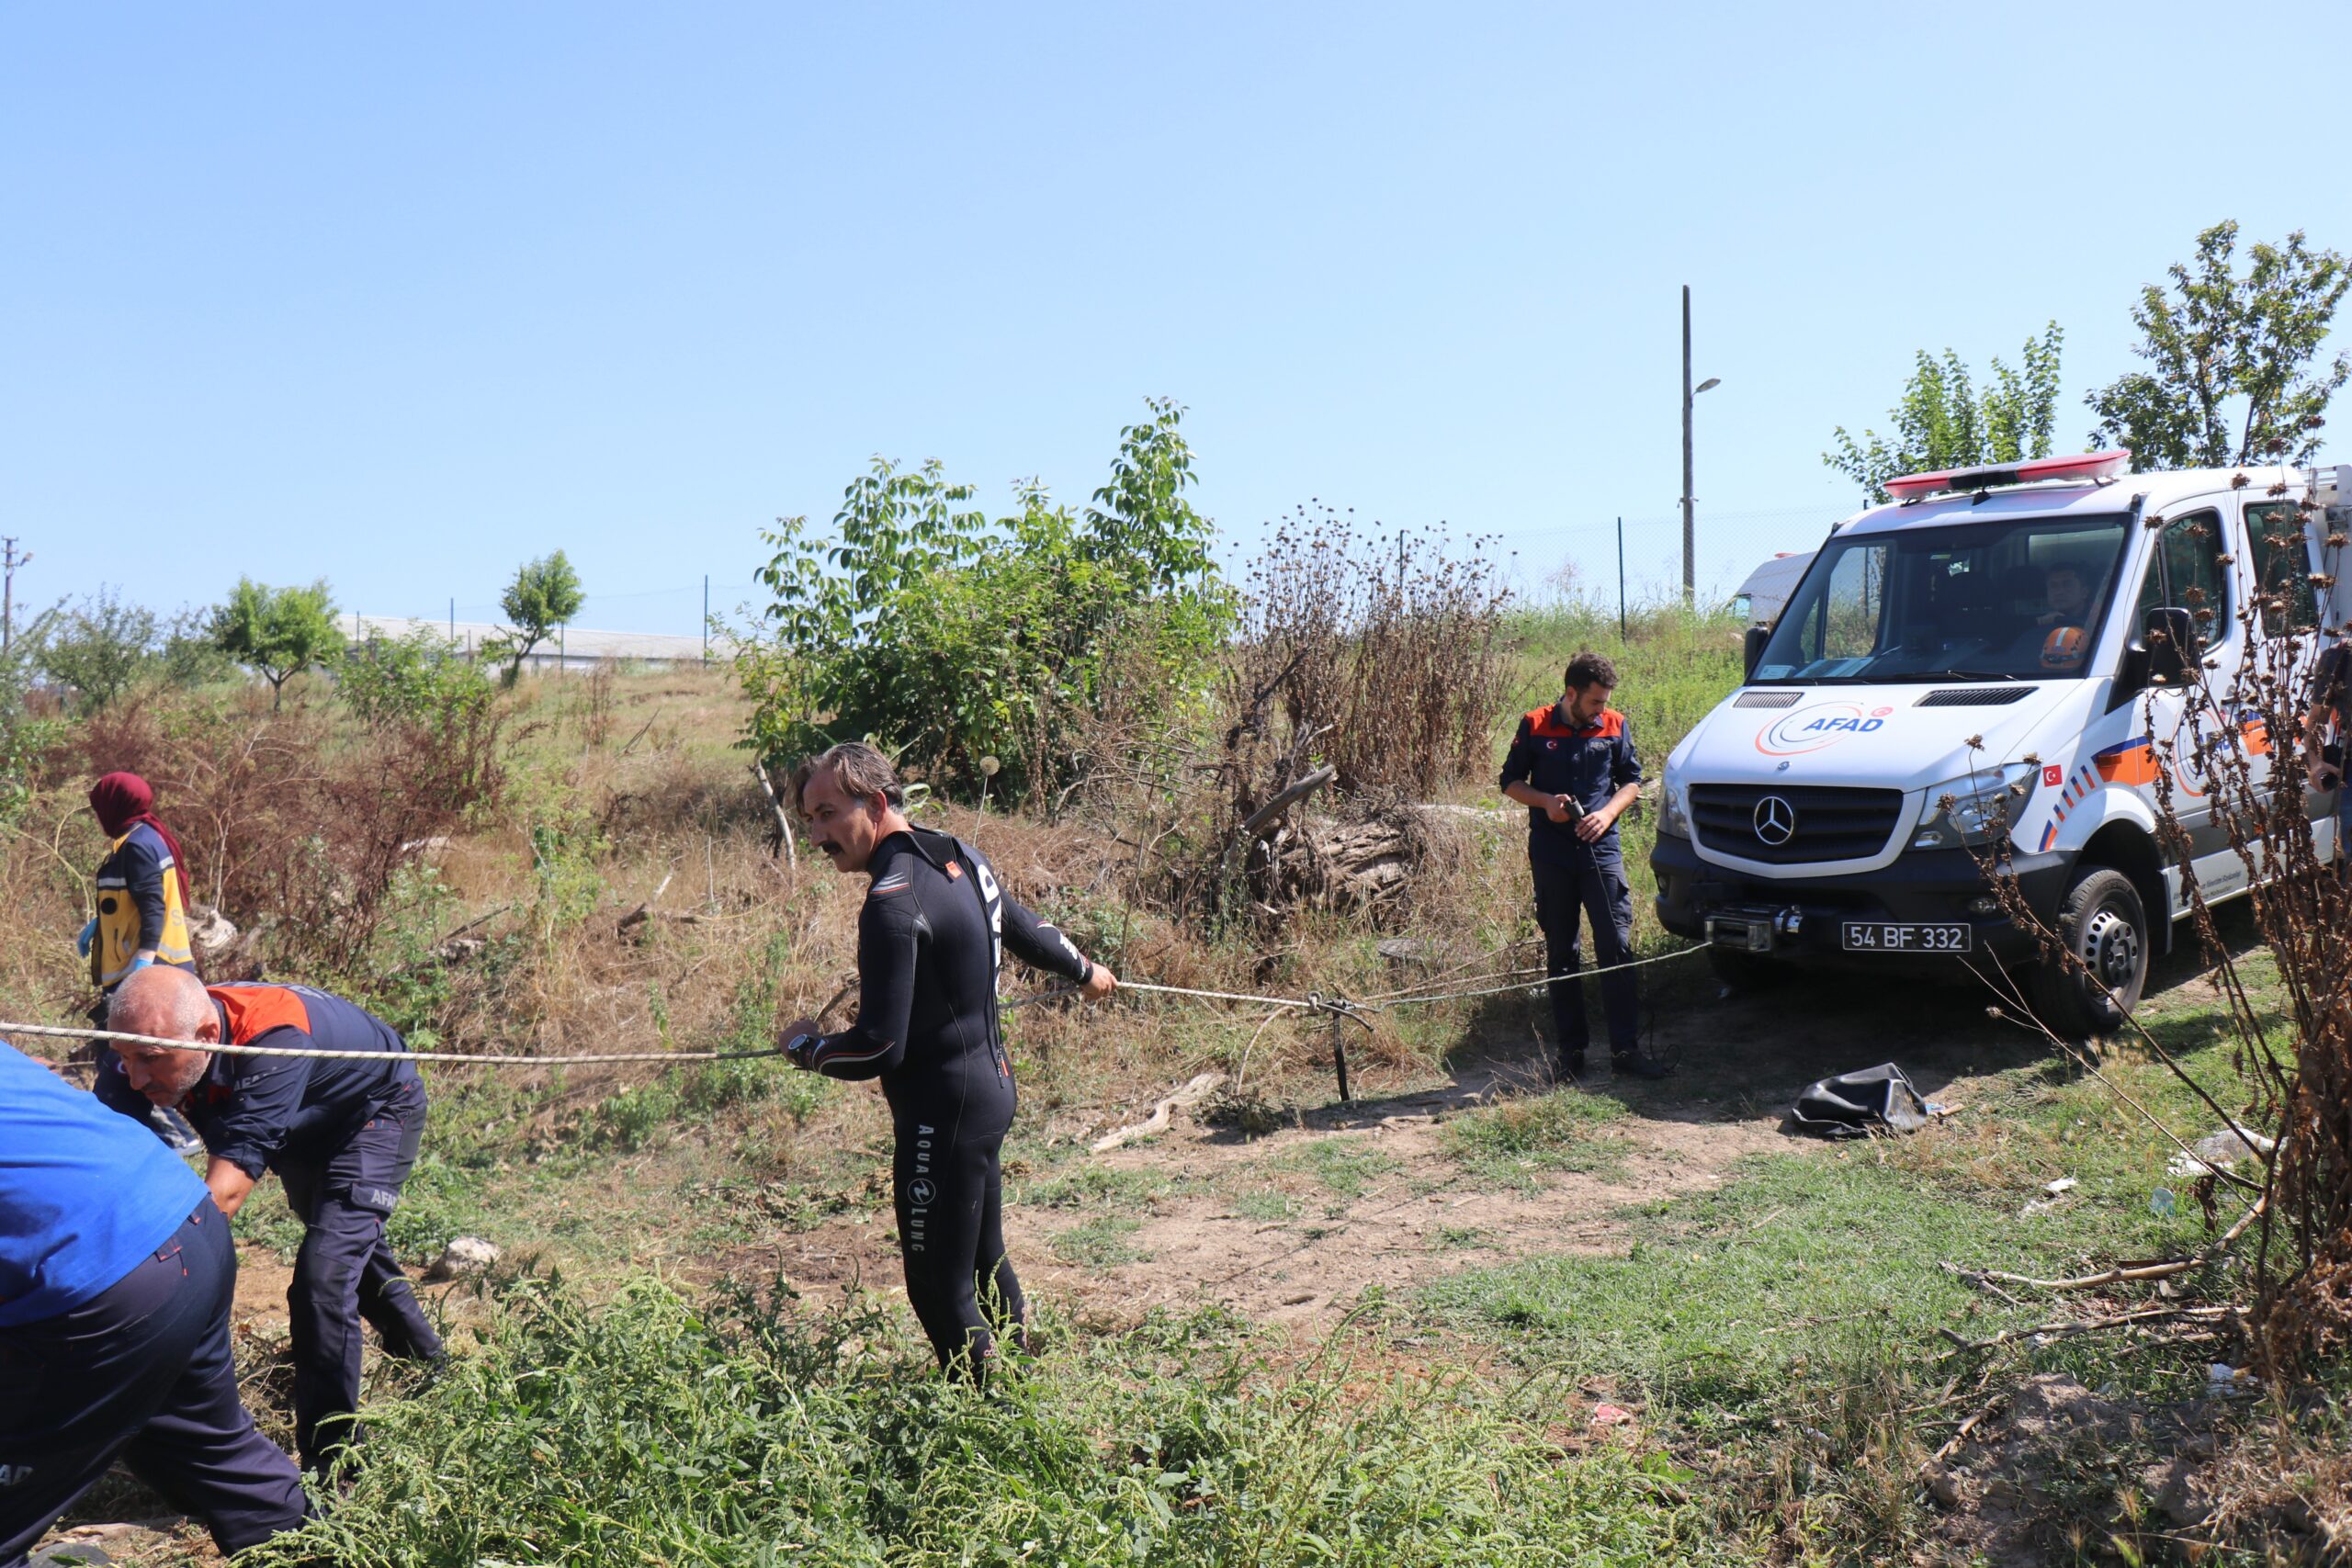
top-left (1884, 450), bottom-right (2132, 502)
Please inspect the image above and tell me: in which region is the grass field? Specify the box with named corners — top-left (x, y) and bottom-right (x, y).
top-left (15, 619), bottom-right (2347, 1565)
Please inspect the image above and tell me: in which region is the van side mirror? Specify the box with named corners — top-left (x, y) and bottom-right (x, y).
top-left (1742, 624), bottom-right (1771, 679)
top-left (2142, 606), bottom-right (2195, 685)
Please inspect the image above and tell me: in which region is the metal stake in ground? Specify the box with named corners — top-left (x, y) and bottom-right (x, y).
top-left (1307, 993), bottom-right (1373, 1102)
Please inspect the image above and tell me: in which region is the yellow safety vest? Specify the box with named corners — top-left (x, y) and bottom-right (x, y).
top-left (92, 825), bottom-right (196, 988)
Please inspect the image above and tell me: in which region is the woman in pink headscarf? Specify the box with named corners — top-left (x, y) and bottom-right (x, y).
top-left (82, 772), bottom-right (198, 997)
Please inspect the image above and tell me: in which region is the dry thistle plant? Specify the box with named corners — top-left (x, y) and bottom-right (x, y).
top-left (1171, 510), bottom-right (1512, 931)
top-left (1973, 468), bottom-right (2351, 1374)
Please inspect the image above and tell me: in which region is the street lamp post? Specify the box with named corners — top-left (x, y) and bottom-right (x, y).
top-left (1679, 286), bottom-right (1721, 604)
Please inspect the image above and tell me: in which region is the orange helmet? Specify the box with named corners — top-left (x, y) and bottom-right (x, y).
top-left (2041, 625), bottom-right (2089, 670)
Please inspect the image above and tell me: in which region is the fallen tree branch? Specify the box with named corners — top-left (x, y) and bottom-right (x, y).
top-left (1930, 1397), bottom-right (2006, 1464)
top-left (1938, 1197), bottom-right (2267, 1294)
top-left (752, 760), bottom-right (797, 869)
top-left (1091, 1072), bottom-right (1227, 1153)
top-left (1238, 763), bottom-right (1336, 840)
top-left (1939, 1303), bottom-right (2228, 1355)
top-left (616, 872), bottom-right (677, 935)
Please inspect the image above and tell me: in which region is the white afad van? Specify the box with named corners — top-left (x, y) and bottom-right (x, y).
top-left (1652, 453), bottom-right (2349, 1038)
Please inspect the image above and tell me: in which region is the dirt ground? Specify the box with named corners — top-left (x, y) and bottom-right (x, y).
top-left (760, 1042), bottom-right (1790, 1337)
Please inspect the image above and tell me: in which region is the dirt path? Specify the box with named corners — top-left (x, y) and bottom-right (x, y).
top-left (760, 1042), bottom-right (1788, 1336)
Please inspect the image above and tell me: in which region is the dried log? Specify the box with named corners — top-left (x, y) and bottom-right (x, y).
top-left (1091, 1072), bottom-right (1228, 1153)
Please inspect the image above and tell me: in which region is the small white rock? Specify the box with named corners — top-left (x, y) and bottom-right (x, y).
top-left (2042, 1177), bottom-right (2077, 1196)
top-left (424, 1235), bottom-right (500, 1281)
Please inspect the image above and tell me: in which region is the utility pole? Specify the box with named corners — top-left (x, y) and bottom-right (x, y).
top-left (1679, 287), bottom-right (1695, 604)
top-left (0, 537), bottom-right (29, 654)
top-left (1616, 517), bottom-right (1626, 638)
top-left (702, 574), bottom-right (710, 662)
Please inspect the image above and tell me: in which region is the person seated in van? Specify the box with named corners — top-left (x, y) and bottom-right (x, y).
top-left (2033, 563), bottom-right (2090, 630)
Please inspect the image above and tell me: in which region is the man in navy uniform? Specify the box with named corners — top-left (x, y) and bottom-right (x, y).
top-left (1, 1039), bottom-right (310, 1565)
top-left (1499, 651), bottom-right (1669, 1081)
top-left (96, 965), bottom-right (445, 1473)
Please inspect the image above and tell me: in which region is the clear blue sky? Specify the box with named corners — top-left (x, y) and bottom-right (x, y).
top-left (4, 1), bottom-right (2343, 635)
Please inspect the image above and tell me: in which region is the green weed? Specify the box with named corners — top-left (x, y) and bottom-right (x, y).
top-left (1276, 1140), bottom-right (1401, 1200)
top-left (1050, 1214), bottom-right (1148, 1269)
top-left (249, 1272), bottom-right (1717, 1567)
top-left (1444, 1089), bottom-right (1634, 1188)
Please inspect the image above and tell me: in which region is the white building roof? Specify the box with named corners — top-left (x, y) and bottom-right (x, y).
top-left (344, 615), bottom-right (726, 663)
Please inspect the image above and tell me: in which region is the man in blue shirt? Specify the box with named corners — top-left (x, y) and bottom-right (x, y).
top-left (1499, 651), bottom-right (1669, 1082)
top-left (0, 1040), bottom-right (309, 1567)
top-left (96, 966), bottom-right (444, 1473)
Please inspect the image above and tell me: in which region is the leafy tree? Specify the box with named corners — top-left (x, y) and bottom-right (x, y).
top-left (491, 550), bottom-right (586, 687)
top-left (1826, 323), bottom-right (2064, 502)
top-left (1084, 397), bottom-right (1221, 592)
top-left (2086, 222), bottom-right (2349, 469)
top-left (42, 586), bottom-right (159, 711)
top-left (740, 402), bottom-right (1235, 798)
top-left (158, 606), bottom-right (240, 689)
top-left (210, 577), bottom-right (344, 710)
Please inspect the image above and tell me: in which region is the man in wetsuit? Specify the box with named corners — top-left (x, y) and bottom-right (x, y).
top-left (94, 966), bottom-right (446, 1472)
top-left (775, 742), bottom-right (1117, 1379)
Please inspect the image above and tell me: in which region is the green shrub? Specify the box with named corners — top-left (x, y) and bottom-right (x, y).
top-left (338, 626), bottom-right (496, 737)
top-left (740, 400), bottom-right (1234, 802)
top-left (250, 1272), bottom-right (1713, 1566)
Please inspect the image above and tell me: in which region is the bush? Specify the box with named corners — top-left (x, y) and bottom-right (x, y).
top-left (740, 401), bottom-right (1234, 803)
top-left (248, 1272), bottom-right (1711, 1566)
top-left (340, 627), bottom-right (498, 738)
top-left (0, 606), bottom-right (62, 826)
top-left (1246, 508), bottom-right (1512, 799)
top-left (40, 586), bottom-right (157, 712)
top-left (56, 683), bottom-right (510, 975)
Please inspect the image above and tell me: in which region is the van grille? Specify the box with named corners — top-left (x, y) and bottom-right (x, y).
top-left (1915, 687), bottom-right (2036, 707)
top-left (1734, 690), bottom-right (1804, 708)
top-left (1690, 784), bottom-right (1906, 864)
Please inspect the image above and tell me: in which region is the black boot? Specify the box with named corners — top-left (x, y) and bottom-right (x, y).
top-left (1612, 1052), bottom-right (1672, 1080)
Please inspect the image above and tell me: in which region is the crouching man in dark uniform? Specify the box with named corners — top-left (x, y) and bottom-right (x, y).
top-left (96, 966), bottom-right (446, 1472)
top-left (1500, 651), bottom-right (1669, 1082)
top-left (775, 742), bottom-right (1118, 1381)
top-left (2, 1039), bottom-right (309, 1565)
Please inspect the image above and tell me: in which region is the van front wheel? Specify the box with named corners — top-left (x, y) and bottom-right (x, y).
top-left (2031, 866), bottom-right (2148, 1040)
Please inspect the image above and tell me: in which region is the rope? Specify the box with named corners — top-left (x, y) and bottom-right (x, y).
top-left (1002, 943), bottom-right (1707, 1015)
top-left (1378, 944), bottom-right (1704, 1007)
top-left (8, 944), bottom-right (1711, 1065)
top-left (2, 1021), bottom-right (788, 1066)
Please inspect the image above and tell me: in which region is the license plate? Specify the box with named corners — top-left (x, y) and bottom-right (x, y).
top-left (1840, 921), bottom-right (1971, 953)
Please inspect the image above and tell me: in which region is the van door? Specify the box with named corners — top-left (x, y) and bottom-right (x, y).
top-left (2246, 491), bottom-right (2335, 863)
top-left (2125, 502), bottom-right (2249, 903)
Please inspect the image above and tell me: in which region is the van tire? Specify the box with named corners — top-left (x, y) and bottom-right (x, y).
top-left (2032, 866), bottom-right (2149, 1040)
top-left (1706, 947), bottom-right (1786, 993)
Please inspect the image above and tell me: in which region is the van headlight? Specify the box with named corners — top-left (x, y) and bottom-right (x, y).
top-left (1657, 772), bottom-right (1692, 840)
top-left (1911, 763), bottom-right (2037, 850)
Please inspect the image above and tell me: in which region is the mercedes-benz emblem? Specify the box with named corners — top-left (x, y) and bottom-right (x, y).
top-left (1752, 795), bottom-right (1797, 847)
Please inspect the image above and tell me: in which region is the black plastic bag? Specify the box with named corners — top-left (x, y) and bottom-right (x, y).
top-left (1789, 1062), bottom-right (1930, 1138)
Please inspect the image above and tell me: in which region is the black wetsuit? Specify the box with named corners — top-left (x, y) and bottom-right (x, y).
top-left (803, 827), bottom-right (1091, 1373)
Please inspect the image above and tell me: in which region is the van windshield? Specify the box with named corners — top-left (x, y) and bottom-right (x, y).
top-left (1752, 513), bottom-right (2132, 683)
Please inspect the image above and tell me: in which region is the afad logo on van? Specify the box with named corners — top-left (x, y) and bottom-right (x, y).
top-left (1756, 702), bottom-right (1898, 758)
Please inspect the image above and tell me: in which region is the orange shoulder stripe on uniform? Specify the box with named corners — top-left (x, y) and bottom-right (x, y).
top-left (1526, 705), bottom-right (1572, 738)
top-left (209, 984), bottom-right (312, 1044)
